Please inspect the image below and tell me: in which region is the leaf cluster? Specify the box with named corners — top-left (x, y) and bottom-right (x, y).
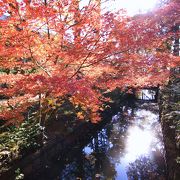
top-left (0, 120), bottom-right (42, 167)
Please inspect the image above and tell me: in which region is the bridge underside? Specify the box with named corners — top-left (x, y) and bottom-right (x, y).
top-left (135, 87), bottom-right (159, 102)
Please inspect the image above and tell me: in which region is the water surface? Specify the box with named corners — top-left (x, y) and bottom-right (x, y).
top-left (57, 102), bottom-right (166, 180)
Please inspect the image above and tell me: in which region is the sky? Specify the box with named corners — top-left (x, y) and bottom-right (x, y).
top-left (80, 0), bottom-right (158, 16)
top-left (2, 0), bottom-right (159, 18)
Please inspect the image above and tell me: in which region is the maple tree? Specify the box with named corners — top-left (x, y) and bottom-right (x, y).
top-left (0, 0), bottom-right (179, 125)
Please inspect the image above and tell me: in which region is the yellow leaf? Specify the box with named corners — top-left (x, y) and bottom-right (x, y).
top-left (77, 112), bottom-right (84, 120)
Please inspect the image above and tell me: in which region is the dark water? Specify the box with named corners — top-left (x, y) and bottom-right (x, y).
top-left (55, 102), bottom-right (166, 180)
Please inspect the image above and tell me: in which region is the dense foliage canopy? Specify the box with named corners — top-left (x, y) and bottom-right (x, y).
top-left (0, 0), bottom-right (179, 124)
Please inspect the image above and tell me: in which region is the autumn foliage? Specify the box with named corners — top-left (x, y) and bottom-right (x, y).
top-left (0, 0), bottom-right (179, 124)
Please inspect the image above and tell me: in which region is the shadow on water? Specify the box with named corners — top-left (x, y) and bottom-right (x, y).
top-left (48, 101), bottom-right (166, 180)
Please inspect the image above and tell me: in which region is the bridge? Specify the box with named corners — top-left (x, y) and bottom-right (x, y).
top-left (135, 86), bottom-right (159, 102)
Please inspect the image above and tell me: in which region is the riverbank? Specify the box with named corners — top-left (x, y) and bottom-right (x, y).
top-left (159, 67), bottom-right (180, 180)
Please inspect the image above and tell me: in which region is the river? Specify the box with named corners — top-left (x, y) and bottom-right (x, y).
top-left (53, 102), bottom-right (166, 180)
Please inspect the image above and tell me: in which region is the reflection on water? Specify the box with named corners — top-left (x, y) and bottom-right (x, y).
top-left (58, 103), bottom-right (166, 180)
top-left (125, 126), bottom-right (153, 162)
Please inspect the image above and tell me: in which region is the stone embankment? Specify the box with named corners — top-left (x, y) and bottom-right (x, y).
top-left (159, 67), bottom-right (180, 180)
